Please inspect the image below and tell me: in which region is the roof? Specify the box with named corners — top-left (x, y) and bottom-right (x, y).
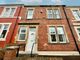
top-left (0, 4), bottom-right (24, 6)
top-left (0, 4), bottom-right (79, 7)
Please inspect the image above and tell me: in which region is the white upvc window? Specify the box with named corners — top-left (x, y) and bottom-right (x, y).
top-left (74, 26), bottom-right (80, 40)
top-left (1, 7), bottom-right (16, 17)
top-left (53, 9), bottom-right (60, 19)
top-left (47, 9), bottom-right (60, 19)
top-left (27, 9), bottom-right (34, 19)
top-left (48, 26), bottom-right (67, 43)
top-left (18, 26), bottom-right (27, 41)
top-left (49, 26), bottom-right (57, 43)
top-left (47, 9), bottom-right (53, 19)
top-left (71, 9), bottom-right (80, 20)
top-left (57, 27), bottom-right (66, 43)
top-left (0, 23), bottom-right (11, 40)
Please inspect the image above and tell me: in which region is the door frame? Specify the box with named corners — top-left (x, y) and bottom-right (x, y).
top-left (25, 25), bottom-right (38, 54)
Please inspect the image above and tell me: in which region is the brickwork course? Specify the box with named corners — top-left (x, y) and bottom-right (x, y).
top-left (0, 4), bottom-right (80, 57)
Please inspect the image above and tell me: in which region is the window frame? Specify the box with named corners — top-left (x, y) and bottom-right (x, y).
top-left (26, 8), bottom-right (34, 19)
top-left (17, 25), bottom-right (38, 42)
top-left (46, 8), bottom-right (61, 19)
top-left (1, 6), bottom-right (17, 18)
top-left (74, 26), bottom-right (80, 41)
top-left (48, 25), bottom-right (69, 43)
top-left (57, 26), bottom-right (67, 43)
top-left (71, 8), bottom-right (80, 21)
top-left (18, 26), bottom-right (27, 41)
top-left (0, 23), bottom-right (11, 41)
top-left (48, 26), bottom-right (57, 43)
top-left (53, 9), bottom-right (61, 19)
top-left (47, 9), bottom-right (53, 19)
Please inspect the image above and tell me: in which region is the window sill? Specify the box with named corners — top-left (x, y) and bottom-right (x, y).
top-left (16, 40), bottom-right (25, 41)
top-left (0, 38), bottom-right (6, 41)
top-left (78, 38), bottom-right (80, 41)
top-left (26, 18), bottom-right (33, 20)
top-left (48, 41), bottom-right (57, 44)
top-left (48, 42), bottom-right (69, 44)
top-left (72, 20), bottom-right (80, 21)
top-left (26, 18), bottom-right (61, 20)
top-left (0, 16), bottom-right (17, 18)
top-left (47, 18), bottom-right (61, 20)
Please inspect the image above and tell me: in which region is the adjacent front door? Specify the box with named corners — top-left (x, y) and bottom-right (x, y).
top-left (25, 27), bottom-right (37, 54)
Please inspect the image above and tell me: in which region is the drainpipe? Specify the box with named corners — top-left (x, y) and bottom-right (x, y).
top-left (62, 5), bottom-right (80, 54)
top-left (9, 5), bottom-right (23, 43)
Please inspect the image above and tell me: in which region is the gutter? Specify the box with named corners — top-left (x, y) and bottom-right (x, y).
top-left (0, 4), bottom-right (24, 6)
top-left (9, 5), bottom-right (23, 43)
top-left (62, 5), bottom-right (80, 54)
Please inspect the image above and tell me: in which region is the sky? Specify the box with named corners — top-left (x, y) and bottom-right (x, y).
top-left (0, 0), bottom-right (80, 6)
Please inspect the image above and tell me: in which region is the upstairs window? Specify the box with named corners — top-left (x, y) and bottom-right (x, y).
top-left (47, 9), bottom-right (60, 19)
top-left (75, 27), bottom-right (80, 40)
top-left (49, 26), bottom-right (67, 43)
top-left (72, 9), bottom-right (80, 20)
top-left (53, 9), bottom-right (60, 19)
top-left (2, 7), bottom-right (16, 17)
top-left (27, 9), bottom-right (34, 19)
top-left (77, 28), bottom-right (80, 36)
top-left (18, 26), bottom-right (27, 41)
top-left (0, 23), bottom-right (10, 40)
top-left (47, 9), bottom-right (53, 19)
top-left (9, 8), bottom-right (15, 17)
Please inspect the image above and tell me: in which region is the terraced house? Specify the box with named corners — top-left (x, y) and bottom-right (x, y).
top-left (0, 4), bottom-right (80, 56)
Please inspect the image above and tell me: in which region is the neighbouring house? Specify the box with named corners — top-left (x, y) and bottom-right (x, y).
top-left (0, 4), bottom-right (80, 56)
top-left (0, 4), bottom-right (23, 47)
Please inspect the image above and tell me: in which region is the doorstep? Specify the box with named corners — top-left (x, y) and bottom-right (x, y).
top-left (19, 51), bottom-right (80, 56)
top-left (19, 51), bottom-right (38, 55)
top-left (37, 51), bottom-right (80, 56)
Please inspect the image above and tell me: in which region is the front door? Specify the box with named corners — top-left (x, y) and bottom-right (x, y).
top-left (25, 27), bottom-right (37, 54)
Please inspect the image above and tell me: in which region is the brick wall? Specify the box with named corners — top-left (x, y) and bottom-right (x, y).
top-left (14, 6), bottom-right (77, 51)
top-left (65, 7), bottom-right (80, 50)
top-left (0, 5), bottom-right (79, 52)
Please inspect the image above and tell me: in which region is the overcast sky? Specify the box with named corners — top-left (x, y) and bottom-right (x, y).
top-left (0, 0), bottom-right (80, 6)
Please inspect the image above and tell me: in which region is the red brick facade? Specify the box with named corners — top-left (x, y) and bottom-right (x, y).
top-left (65, 7), bottom-right (80, 51)
top-left (0, 4), bottom-right (80, 55)
top-left (0, 5), bottom-right (21, 47)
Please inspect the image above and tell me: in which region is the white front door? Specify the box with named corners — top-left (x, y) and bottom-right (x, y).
top-left (25, 27), bottom-right (37, 54)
